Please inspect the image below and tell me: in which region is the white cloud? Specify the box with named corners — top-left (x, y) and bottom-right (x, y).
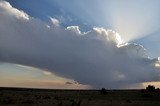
top-left (0, 1), bottom-right (160, 88)
top-left (0, 0), bottom-right (29, 20)
top-left (49, 17), bottom-right (60, 27)
top-left (66, 26), bottom-right (81, 34)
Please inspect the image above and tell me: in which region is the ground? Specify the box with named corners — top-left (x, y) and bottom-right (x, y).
top-left (0, 87), bottom-right (160, 106)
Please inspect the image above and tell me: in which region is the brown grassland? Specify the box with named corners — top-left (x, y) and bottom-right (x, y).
top-left (0, 87), bottom-right (160, 106)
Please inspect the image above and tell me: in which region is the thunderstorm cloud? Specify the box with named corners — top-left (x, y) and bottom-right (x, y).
top-left (0, 1), bottom-right (160, 88)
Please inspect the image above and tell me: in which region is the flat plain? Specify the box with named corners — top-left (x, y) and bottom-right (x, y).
top-left (0, 87), bottom-right (160, 106)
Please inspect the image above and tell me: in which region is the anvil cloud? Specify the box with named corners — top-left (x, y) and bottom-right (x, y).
top-left (0, 1), bottom-right (160, 88)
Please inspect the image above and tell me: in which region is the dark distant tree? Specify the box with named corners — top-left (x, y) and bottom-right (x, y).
top-left (146, 85), bottom-right (155, 92)
top-left (100, 88), bottom-right (107, 95)
top-left (156, 88), bottom-right (160, 92)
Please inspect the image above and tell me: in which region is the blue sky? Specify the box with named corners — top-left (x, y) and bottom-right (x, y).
top-left (7, 0), bottom-right (92, 31)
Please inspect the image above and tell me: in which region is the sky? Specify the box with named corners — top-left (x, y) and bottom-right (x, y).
top-left (0, 0), bottom-right (160, 89)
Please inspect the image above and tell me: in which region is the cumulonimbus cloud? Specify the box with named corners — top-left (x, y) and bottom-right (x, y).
top-left (0, 0), bottom-right (160, 88)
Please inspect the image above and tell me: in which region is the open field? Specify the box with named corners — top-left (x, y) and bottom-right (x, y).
top-left (0, 87), bottom-right (160, 106)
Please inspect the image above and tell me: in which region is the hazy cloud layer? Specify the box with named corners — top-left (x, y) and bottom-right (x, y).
top-left (0, 63), bottom-right (90, 89)
top-left (0, 1), bottom-right (160, 88)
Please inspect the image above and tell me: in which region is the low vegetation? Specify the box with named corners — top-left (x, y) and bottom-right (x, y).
top-left (0, 86), bottom-right (160, 106)
top-left (146, 85), bottom-right (156, 92)
top-left (100, 88), bottom-right (108, 95)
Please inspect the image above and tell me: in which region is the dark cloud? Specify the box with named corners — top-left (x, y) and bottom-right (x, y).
top-left (65, 82), bottom-right (73, 85)
top-left (0, 1), bottom-right (160, 88)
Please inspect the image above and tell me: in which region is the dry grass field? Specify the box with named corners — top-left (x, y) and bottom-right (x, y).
top-left (0, 87), bottom-right (160, 106)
